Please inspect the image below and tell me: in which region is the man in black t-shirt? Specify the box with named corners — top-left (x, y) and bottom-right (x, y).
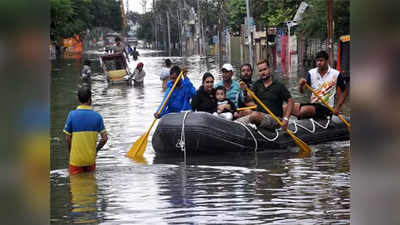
top-left (237, 59), bottom-right (294, 130)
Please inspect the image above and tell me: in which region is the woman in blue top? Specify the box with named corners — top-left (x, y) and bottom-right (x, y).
top-left (154, 66), bottom-right (196, 118)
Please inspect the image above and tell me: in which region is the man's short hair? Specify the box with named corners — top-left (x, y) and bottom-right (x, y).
top-left (170, 65), bottom-right (181, 76)
top-left (315, 50), bottom-right (329, 60)
top-left (84, 59), bottom-right (91, 66)
top-left (165, 59), bottom-right (172, 67)
top-left (257, 59), bottom-right (270, 67)
top-left (78, 86), bottom-right (91, 103)
top-left (240, 63), bottom-right (253, 72)
top-left (215, 86), bottom-right (226, 94)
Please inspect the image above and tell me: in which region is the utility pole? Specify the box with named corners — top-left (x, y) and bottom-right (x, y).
top-left (245, 0), bottom-right (253, 69)
top-left (218, 0), bottom-right (223, 68)
top-left (120, 0), bottom-right (127, 39)
top-left (287, 21), bottom-right (292, 75)
top-left (167, 12), bottom-right (171, 56)
top-left (197, 0), bottom-right (201, 56)
top-left (153, 0), bottom-right (157, 49)
top-left (327, 0), bottom-right (334, 66)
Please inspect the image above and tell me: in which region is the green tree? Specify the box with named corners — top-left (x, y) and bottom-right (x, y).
top-left (136, 12), bottom-right (153, 43)
top-left (50, 0), bottom-right (76, 41)
top-left (297, 0), bottom-right (350, 40)
top-left (226, 0), bottom-right (246, 33)
top-left (50, 0), bottom-right (123, 42)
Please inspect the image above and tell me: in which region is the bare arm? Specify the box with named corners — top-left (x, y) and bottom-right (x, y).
top-left (334, 87), bottom-right (349, 115)
top-left (96, 132), bottom-right (108, 153)
top-left (299, 78), bottom-right (306, 94)
top-left (240, 82), bottom-right (253, 102)
top-left (65, 134), bottom-right (71, 153)
top-left (282, 97), bottom-right (294, 130)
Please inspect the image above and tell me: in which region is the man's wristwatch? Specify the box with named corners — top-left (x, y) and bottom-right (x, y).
top-left (283, 117), bottom-right (289, 121)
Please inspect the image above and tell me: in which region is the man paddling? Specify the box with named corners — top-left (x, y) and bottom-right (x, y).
top-left (63, 87), bottom-right (108, 174)
top-left (154, 66), bottom-right (196, 118)
top-left (237, 59), bottom-right (294, 130)
top-left (286, 50), bottom-right (346, 119)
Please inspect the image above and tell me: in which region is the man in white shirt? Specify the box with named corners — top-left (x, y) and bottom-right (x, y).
top-left (289, 50), bottom-right (346, 119)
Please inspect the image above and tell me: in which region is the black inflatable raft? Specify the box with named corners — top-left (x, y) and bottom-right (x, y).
top-left (152, 112), bottom-right (350, 155)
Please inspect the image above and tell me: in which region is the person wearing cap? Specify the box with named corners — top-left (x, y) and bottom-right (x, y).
top-left (214, 63), bottom-right (244, 110)
top-left (63, 87), bottom-right (108, 175)
top-left (132, 62), bottom-right (146, 86)
top-left (238, 59), bottom-right (294, 130)
top-left (154, 65), bottom-right (196, 118)
top-left (160, 59), bottom-right (172, 91)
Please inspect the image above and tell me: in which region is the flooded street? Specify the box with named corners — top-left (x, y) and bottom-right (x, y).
top-left (51, 50), bottom-right (350, 224)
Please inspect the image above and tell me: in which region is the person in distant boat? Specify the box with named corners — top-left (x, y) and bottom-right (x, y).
top-left (214, 63), bottom-right (244, 110)
top-left (131, 47), bottom-right (139, 60)
top-left (113, 36), bottom-right (125, 54)
top-left (132, 62), bottom-right (146, 86)
top-left (113, 36), bottom-right (129, 68)
top-left (191, 72), bottom-right (217, 113)
top-left (213, 86), bottom-right (236, 120)
top-left (237, 59), bottom-right (294, 130)
top-left (284, 50), bottom-right (346, 119)
top-left (160, 59), bottom-right (172, 91)
top-left (81, 59), bottom-right (92, 84)
top-left (63, 87), bottom-right (108, 175)
top-left (154, 66), bottom-right (196, 118)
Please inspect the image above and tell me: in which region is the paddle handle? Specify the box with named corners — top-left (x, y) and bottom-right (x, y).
top-left (304, 83), bottom-right (350, 128)
top-left (156, 69), bottom-right (185, 114)
top-left (245, 87), bottom-right (284, 127)
top-left (236, 105), bottom-right (257, 111)
top-left (242, 82), bottom-right (311, 154)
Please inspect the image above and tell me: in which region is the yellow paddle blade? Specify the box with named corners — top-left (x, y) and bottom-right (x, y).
top-left (126, 132), bottom-right (149, 159)
top-left (132, 156), bottom-right (148, 164)
top-left (135, 133), bottom-right (149, 158)
top-left (287, 130), bottom-right (312, 154)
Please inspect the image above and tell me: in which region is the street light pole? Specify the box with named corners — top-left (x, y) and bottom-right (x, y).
top-left (287, 22), bottom-right (291, 75)
top-left (246, 0), bottom-right (253, 68)
top-left (327, 0), bottom-right (334, 66)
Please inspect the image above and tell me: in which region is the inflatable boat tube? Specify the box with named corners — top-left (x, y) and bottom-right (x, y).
top-left (152, 112), bottom-right (350, 155)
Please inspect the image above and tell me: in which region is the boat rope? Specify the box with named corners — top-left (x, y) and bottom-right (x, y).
top-left (256, 127), bottom-right (280, 142)
top-left (289, 117), bottom-right (331, 134)
top-left (235, 121), bottom-right (258, 153)
top-left (176, 111), bottom-right (190, 163)
top-left (254, 117), bottom-right (331, 142)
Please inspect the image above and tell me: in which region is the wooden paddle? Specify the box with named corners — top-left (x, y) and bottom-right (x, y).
top-left (236, 105), bottom-right (257, 111)
top-left (304, 83), bottom-right (350, 129)
top-left (241, 82), bottom-right (312, 154)
top-left (126, 69), bottom-right (185, 159)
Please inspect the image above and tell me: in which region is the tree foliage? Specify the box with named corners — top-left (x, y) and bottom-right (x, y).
top-left (226, 0), bottom-right (247, 33)
top-left (226, 0), bottom-right (302, 33)
top-left (50, 0), bottom-right (122, 42)
top-left (297, 0), bottom-right (350, 40)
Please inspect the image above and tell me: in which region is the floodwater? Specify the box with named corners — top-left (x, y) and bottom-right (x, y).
top-left (50, 50), bottom-right (350, 224)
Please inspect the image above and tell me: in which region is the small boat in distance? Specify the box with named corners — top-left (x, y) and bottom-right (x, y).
top-left (99, 53), bottom-right (132, 85)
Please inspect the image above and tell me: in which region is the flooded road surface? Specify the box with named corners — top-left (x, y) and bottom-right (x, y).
top-left (51, 49), bottom-right (350, 224)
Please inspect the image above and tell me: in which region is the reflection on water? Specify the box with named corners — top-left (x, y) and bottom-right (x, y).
top-left (70, 173), bottom-right (99, 224)
top-left (51, 50), bottom-right (350, 224)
